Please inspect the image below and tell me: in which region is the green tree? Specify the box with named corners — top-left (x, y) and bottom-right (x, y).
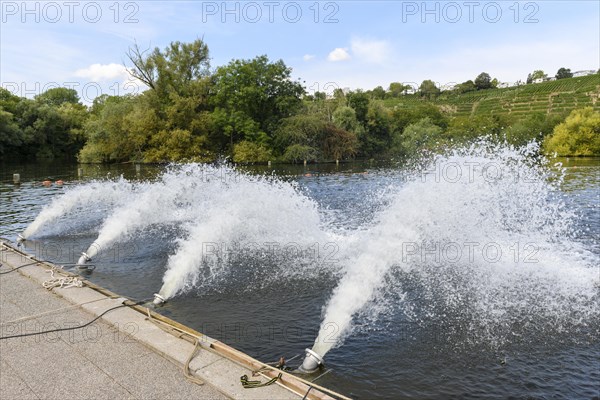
top-left (79, 96), bottom-right (138, 163)
top-left (0, 87), bottom-right (23, 114)
top-left (391, 117), bottom-right (443, 156)
top-left (543, 107), bottom-right (600, 156)
top-left (555, 67), bottom-right (573, 80)
top-left (0, 108), bottom-right (23, 156)
top-left (445, 114), bottom-right (508, 143)
top-left (474, 72), bottom-right (492, 90)
top-left (116, 39), bottom-right (217, 162)
top-left (528, 70), bottom-right (547, 83)
top-left (346, 90), bottom-right (370, 125)
top-left (332, 88), bottom-right (345, 100)
top-left (388, 82), bottom-right (409, 97)
top-left (332, 106), bottom-right (360, 132)
top-left (314, 91), bottom-right (327, 101)
top-left (0, 88), bottom-right (25, 156)
top-left (281, 144), bottom-right (318, 163)
top-left (12, 91), bottom-right (88, 159)
top-left (232, 140), bottom-right (272, 163)
top-left (275, 114), bottom-right (325, 158)
top-left (145, 128), bottom-right (212, 162)
top-left (127, 40), bottom-right (210, 98)
top-left (35, 87), bottom-right (80, 106)
top-left (370, 86), bottom-right (386, 100)
top-left (503, 112), bottom-right (566, 147)
top-left (455, 80), bottom-right (476, 93)
top-left (389, 104), bottom-right (447, 138)
top-left (361, 102), bottom-right (391, 157)
top-left (304, 93), bottom-right (337, 123)
top-left (419, 80), bottom-right (440, 99)
top-left (212, 55), bottom-right (305, 150)
top-left (56, 102), bottom-right (88, 155)
top-left (323, 124), bottom-right (358, 160)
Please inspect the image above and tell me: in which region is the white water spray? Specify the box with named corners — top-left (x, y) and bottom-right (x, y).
top-left (22, 179), bottom-right (134, 240)
top-left (310, 142), bottom-right (599, 358)
top-left (20, 144), bottom-right (599, 360)
top-left (78, 165), bottom-right (213, 264)
top-left (47, 164), bottom-right (334, 296)
top-left (155, 166), bottom-right (329, 301)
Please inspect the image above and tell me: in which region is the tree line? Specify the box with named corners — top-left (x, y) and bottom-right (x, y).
top-left (1, 39), bottom-right (598, 162)
top-left (351, 67), bottom-right (586, 99)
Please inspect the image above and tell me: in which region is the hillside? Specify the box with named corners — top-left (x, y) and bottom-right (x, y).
top-left (384, 74), bottom-right (600, 118)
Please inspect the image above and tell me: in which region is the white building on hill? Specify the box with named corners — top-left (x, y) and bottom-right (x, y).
top-left (572, 70), bottom-right (596, 77)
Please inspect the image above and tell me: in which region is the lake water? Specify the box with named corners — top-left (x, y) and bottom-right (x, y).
top-left (1, 149), bottom-right (598, 399)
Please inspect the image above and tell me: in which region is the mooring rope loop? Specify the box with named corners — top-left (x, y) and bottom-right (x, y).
top-left (240, 372), bottom-right (283, 389)
top-left (42, 267), bottom-right (84, 290)
top-left (183, 339), bottom-right (205, 386)
top-left (145, 310), bottom-right (208, 386)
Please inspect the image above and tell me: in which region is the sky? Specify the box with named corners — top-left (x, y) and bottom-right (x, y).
top-left (1, 0), bottom-right (599, 103)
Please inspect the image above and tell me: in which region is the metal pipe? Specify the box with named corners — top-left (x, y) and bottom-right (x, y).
top-left (299, 348), bottom-right (324, 373)
top-left (77, 252), bottom-right (91, 265)
top-left (153, 293), bottom-right (166, 306)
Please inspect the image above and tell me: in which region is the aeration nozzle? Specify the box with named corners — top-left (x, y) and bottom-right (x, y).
top-left (299, 348), bottom-right (324, 373)
top-left (77, 252), bottom-right (91, 265)
top-left (17, 234), bottom-right (25, 243)
top-left (152, 293), bottom-right (166, 306)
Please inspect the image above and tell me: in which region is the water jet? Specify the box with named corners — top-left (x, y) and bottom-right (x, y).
top-left (299, 348), bottom-right (324, 373)
top-left (10, 145), bottom-right (600, 399)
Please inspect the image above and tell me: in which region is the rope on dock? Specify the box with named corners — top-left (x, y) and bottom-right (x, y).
top-left (184, 339), bottom-right (205, 385)
top-left (43, 267), bottom-right (84, 290)
top-left (241, 372), bottom-right (283, 388)
top-left (145, 309), bottom-right (207, 386)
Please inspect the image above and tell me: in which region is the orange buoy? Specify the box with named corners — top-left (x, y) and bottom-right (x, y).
top-left (304, 173), bottom-right (312, 177)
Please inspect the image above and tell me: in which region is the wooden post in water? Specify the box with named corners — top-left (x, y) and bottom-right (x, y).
top-left (78, 168), bottom-right (83, 178)
top-left (135, 163), bottom-right (141, 176)
top-left (268, 161), bottom-right (272, 167)
top-left (304, 159), bottom-right (307, 166)
top-left (336, 159), bottom-right (339, 166)
top-left (13, 173), bottom-right (20, 184)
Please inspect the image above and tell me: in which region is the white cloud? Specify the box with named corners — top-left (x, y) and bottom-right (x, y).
top-left (74, 63), bottom-right (130, 82)
top-left (327, 48), bottom-right (351, 62)
top-left (350, 38), bottom-right (391, 64)
top-left (303, 54), bottom-right (316, 61)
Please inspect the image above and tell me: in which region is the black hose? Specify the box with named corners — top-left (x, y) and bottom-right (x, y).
top-left (0, 260), bottom-right (44, 275)
top-left (0, 260), bottom-right (96, 275)
top-left (0, 299), bottom-right (149, 340)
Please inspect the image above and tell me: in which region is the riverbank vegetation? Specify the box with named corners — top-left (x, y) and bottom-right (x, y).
top-left (1, 39), bottom-right (599, 162)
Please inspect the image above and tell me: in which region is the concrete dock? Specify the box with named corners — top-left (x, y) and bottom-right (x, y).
top-left (0, 241), bottom-right (343, 400)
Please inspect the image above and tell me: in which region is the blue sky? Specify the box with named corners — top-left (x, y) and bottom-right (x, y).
top-left (1, 1), bottom-right (598, 103)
